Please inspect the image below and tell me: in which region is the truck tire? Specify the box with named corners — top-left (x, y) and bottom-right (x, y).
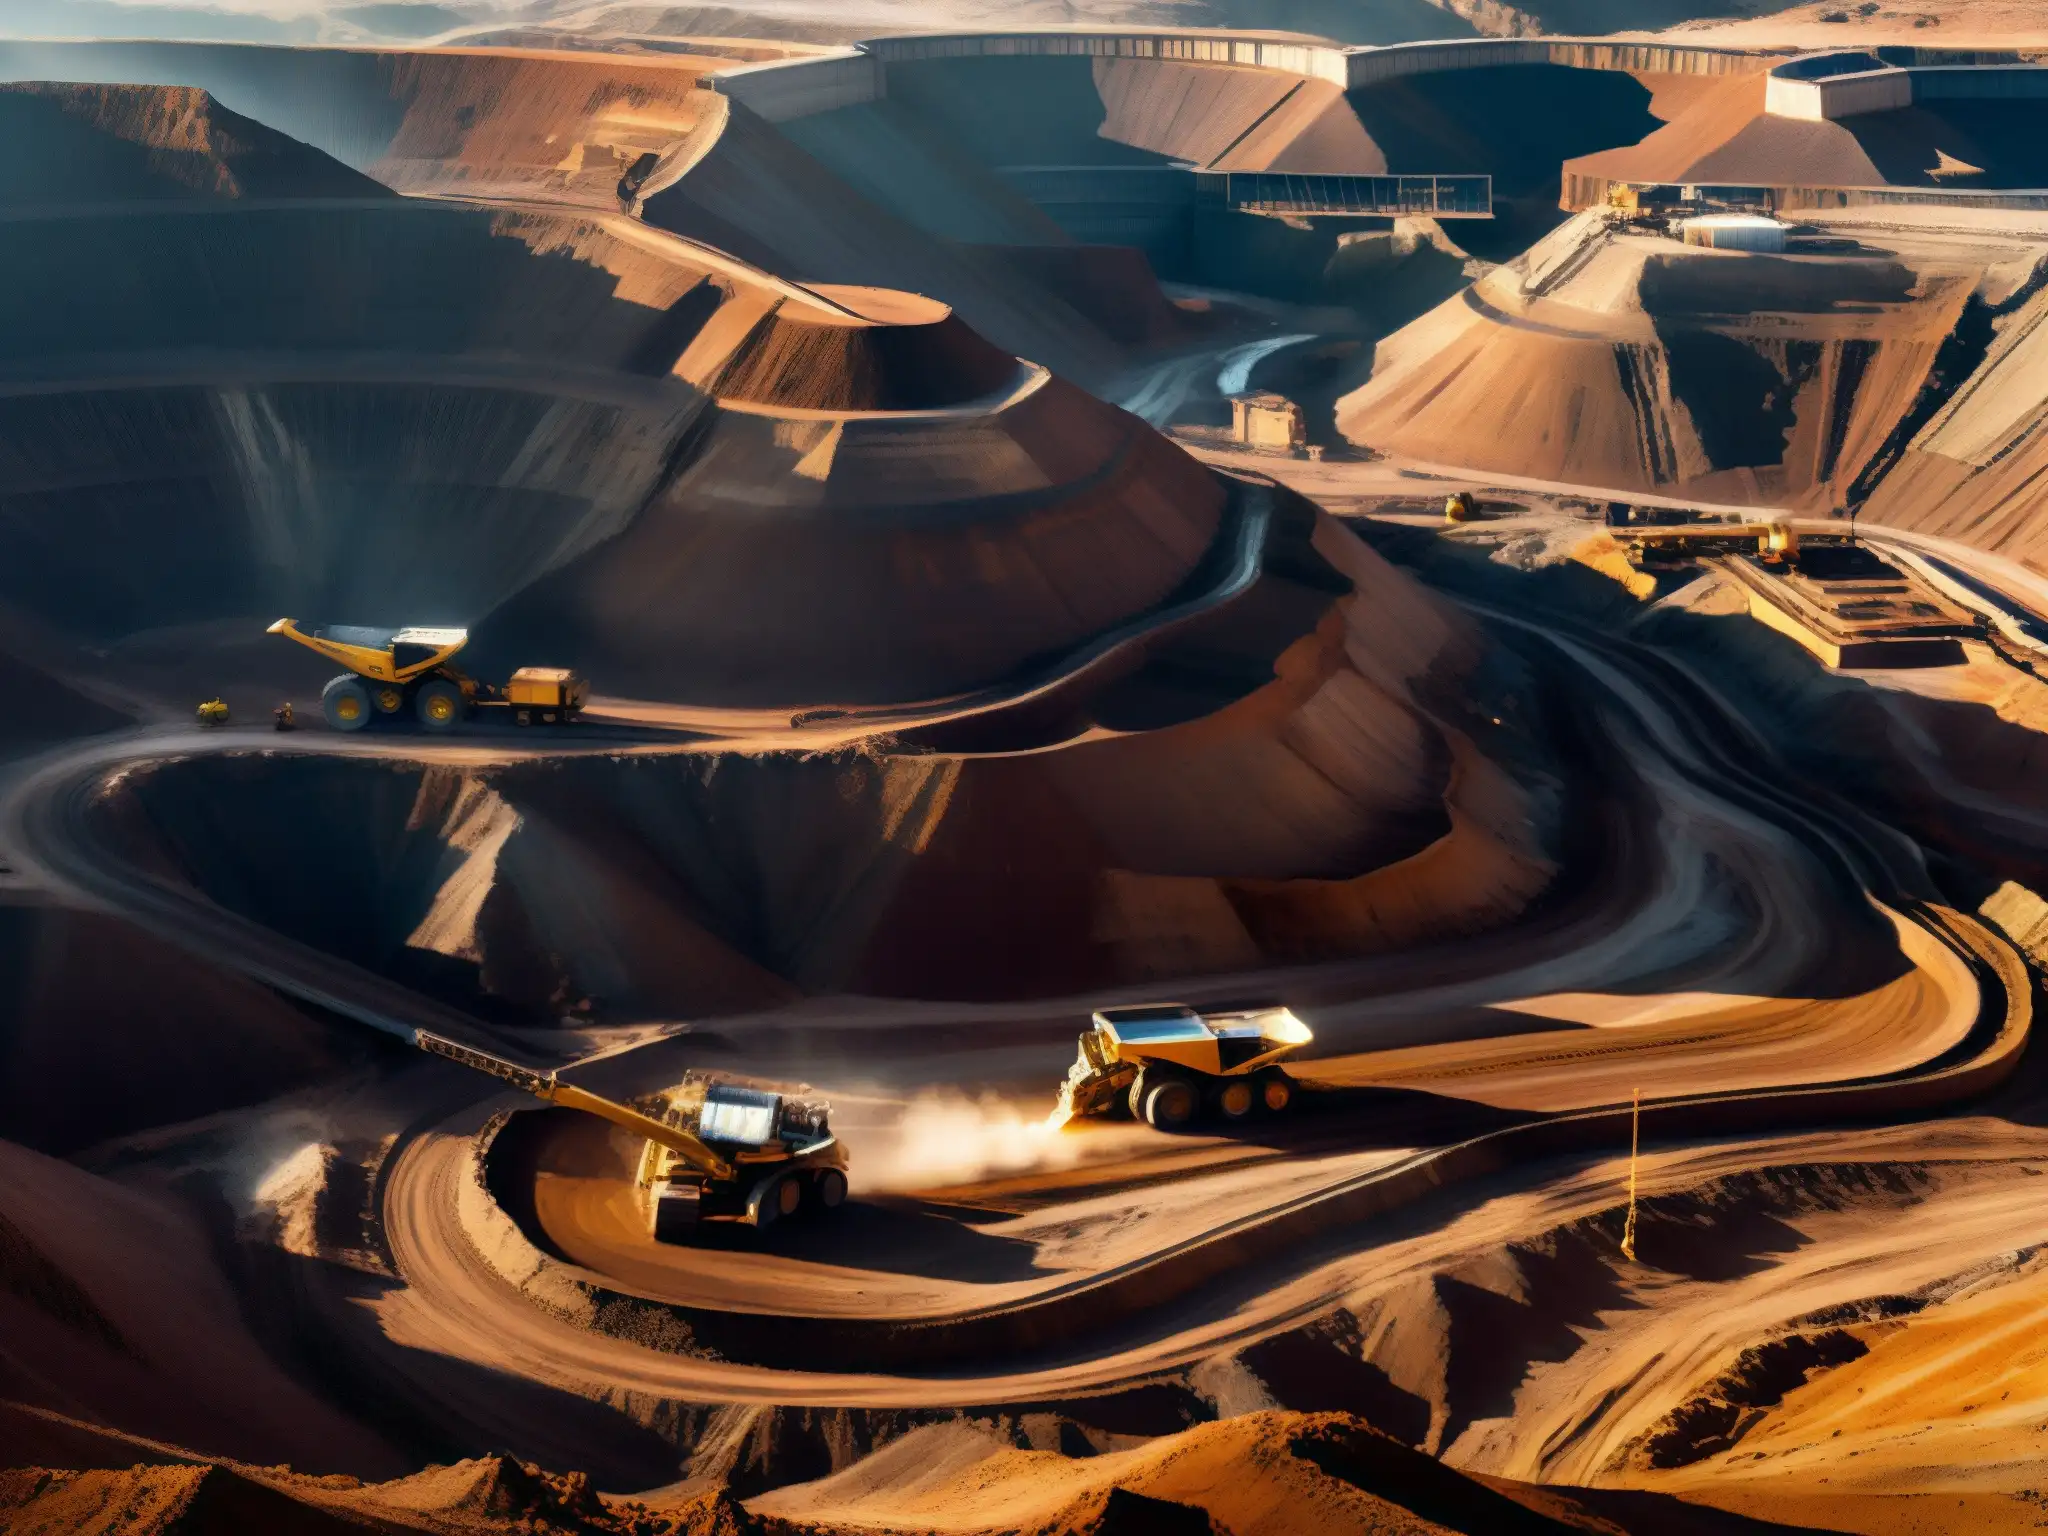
top-left (1141, 1076), bottom-right (1199, 1131)
top-left (322, 675), bottom-right (372, 732)
top-left (370, 682), bottom-right (407, 716)
top-left (652, 1181), bottom-right (702, 1243)
top-left (814, 1168), bottom-right (848, 1210)
top-left (1218, 1080), bottom-right (1256, 1120)
top-left (750, 1175), bottom-right (803, 1228)
top-left (1259, 1070), bottom-right (1295, 1114)
top-left (415, 679), bottom-right (464, 732)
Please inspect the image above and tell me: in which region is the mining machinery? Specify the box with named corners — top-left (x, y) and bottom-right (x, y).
top-left (415, 1031), bottom-right (848, 1241)
top-left (267, 619), bottom-right (587, 733)
top-left (1051, 1004), bottom-right (1312, 1131)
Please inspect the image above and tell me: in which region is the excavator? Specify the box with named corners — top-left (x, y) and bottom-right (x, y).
top-left (267, 619), bottom-right (587, 733)
top-left (415, 1031), bottom-right (848, 1240)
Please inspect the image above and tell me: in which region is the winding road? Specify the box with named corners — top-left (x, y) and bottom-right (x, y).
top-left (2, 556), bottom-right (2021, 1415)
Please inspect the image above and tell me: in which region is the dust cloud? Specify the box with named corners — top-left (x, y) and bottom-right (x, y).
top-left (244, 1139), bottom-right (338, 1257)
top-left (860, 1089), bottom-right (1088, 1192)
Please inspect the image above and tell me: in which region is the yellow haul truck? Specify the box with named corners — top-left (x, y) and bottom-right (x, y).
top-left (1052, 1003), bottom-right (1312, 1131)
top-left (267, 619), bottom-right (587, 733)
top-left (415, 1031), bottom-right (848, 1240)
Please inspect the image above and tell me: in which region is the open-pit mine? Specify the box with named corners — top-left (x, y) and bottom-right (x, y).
top-left (15, 5), bottom-right (2048, 1536)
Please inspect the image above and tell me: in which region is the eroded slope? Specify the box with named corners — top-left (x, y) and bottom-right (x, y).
top-left (1340, 211), bottom-right (1994, 509)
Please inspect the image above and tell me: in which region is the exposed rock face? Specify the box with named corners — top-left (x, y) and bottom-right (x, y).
top-left (0, 82), bottom-right (395, 203)
top-left (1341, 211), bottom-right (1975, 512)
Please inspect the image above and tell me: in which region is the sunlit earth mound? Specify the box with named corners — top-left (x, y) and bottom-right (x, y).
top-left (0, 1402), bottom-right (1711, 1534)
top-left (1565, 69), bottom-right (2048, 199)
top-left (476, 334), bottom-right (1231, 705)
top-left (1338, 209), bottom-right (1972, 509)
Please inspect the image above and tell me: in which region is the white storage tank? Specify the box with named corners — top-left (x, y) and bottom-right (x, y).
top-left (1680, 213), bottom-right (1788, 252)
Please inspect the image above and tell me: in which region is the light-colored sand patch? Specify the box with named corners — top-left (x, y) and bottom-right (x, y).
top-left (1492, 990), bottom-right (1777, 1028)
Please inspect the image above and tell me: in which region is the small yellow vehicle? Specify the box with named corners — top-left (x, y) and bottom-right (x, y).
top-left (267, 619), bottom-right (587, 733)
top-left (1052, 1003), bottom-right (1312, 1131)
top-left (195, 698), bottom-right (229, 727)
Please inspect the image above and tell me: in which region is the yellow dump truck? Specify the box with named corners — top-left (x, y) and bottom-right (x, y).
top-left (268, 619), bottom-right (587, 733)
top-left (416, 1031), bottom-right (848, 1241)
top-left (1052, 1003), bottom-right (1312, 1131)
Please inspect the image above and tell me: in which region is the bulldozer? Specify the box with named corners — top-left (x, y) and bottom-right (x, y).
top-left (267, 619), bottom-right (587, 733)
top-left (1050, 1003), bottom-right (1312, 1131)
top-left (415, 1031), bottom-right (848, 1241)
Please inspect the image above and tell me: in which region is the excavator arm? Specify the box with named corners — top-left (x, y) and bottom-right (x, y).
top-left (415, 1030), bottom-right (734, 1184)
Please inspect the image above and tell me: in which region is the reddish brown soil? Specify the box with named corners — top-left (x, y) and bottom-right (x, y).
top-left (0, 1402), bottom-right (1774, 1534)
top-left (709, 286), bottom-right (1020, 412)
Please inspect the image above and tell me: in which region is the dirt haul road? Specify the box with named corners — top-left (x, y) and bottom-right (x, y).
top-left (0, 582), bottom-right (2021, 1417)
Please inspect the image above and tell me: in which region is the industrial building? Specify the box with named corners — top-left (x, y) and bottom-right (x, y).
top-left (1229, 391), bottom-right (1307, 452)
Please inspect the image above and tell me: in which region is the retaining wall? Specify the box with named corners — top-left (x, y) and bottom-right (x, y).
top-left (868, 29), bottom-right (1351, 85)
top-left (1766, 66), bottom-right (1912, 120)
top-left (1344, 38), bottom-right (1769, 89)
top-left (1764, 49), bottom-right (2048, 122)
top-left (708, 46), bottom-right (883, 122)
top-left (706, 31), bottom-right (1780, 126)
